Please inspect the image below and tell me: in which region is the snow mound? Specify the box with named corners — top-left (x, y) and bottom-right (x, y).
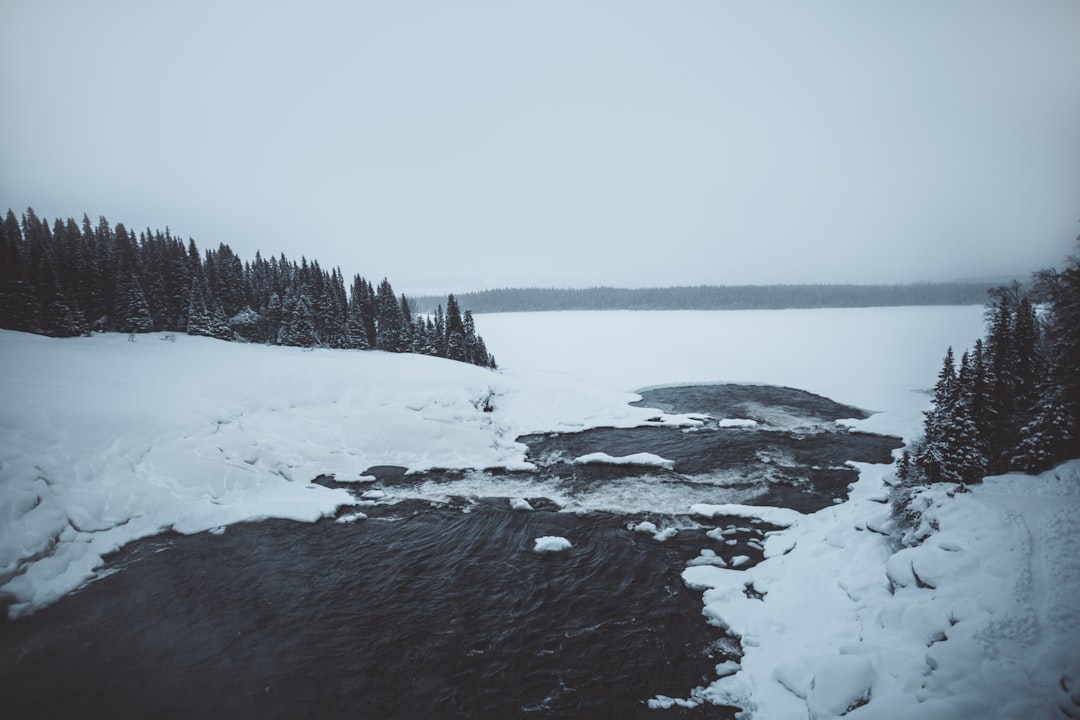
top-left (691, 503), bottom-right (802, 528)
top-left (572, 451), bottom-right (675, 469)
top-left (533, 536), bottom-right (572, 553)
top-left (687, 549), bottom-right (728, 569)
top-left (807, 655), bottom-right (874, 716)
top-left (335, 512), bottom-right (368, 524)
top-left (631, 520), bottom-right (677, 541)
top-left (718, 418), bottom-right (758, 428)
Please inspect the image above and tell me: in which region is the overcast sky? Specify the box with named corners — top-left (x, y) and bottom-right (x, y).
top-left (2, 1), bottom-right (1078, 294)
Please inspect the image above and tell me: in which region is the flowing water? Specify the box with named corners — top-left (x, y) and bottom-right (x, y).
top-left (0, 385), bottom-right (902, 719)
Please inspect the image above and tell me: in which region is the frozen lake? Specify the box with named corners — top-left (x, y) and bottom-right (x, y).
top-left (477, 306), bottom-right (986, 416)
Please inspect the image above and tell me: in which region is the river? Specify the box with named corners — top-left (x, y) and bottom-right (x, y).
top-left (0, 384), bottom-right (901, 719)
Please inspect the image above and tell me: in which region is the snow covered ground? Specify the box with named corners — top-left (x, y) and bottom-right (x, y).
top-left (673, 461), bottom-right (1080, 719)
top-left (4, 305), bottom-right (1075, 718)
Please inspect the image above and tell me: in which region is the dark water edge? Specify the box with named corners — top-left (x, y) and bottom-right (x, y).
top-left (520, 384), bottom-right (900, 515)
top-left (0, 384), bottom-right (902, 719)
top-left (634, 383), bottom-right (873, 425)
top-left (0, 503), bottom-right (751, 720)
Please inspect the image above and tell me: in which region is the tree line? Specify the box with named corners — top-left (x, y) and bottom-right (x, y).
top-left (407, 282), bottom-right (999, 314)
top-left (898, 244), bottom-right (1080, 484)
top-left (0, 208), bottom-right (496, 368)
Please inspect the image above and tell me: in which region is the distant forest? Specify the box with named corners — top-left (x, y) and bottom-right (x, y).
top-left (0, 208), bottom-right (496, 368)
top-left (407, 282), bottom-right (1001, 314)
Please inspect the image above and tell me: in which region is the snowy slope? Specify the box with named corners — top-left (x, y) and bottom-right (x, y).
top-left (677, 461), bottom-right (1080, 719)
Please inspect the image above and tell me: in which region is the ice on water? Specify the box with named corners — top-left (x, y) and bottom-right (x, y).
top-left (533, 536), bottom-right (572, 553)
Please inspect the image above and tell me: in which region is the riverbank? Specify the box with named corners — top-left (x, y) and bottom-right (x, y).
top-left (676, 459), bottom-right (1080, 719)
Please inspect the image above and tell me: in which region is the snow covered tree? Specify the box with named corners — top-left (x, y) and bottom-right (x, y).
top-left (444, 294), bottom-right (468, 362)
top-left (228, 307), bottom-right (263, 343)
top-left (1013, 382), bottom-right (1076, 472)
top-left (944, 351), bottom-right (989, 484)
top-left (115, 274), bottom-right (154, 333)
top-left (914, 347), bottom-right (957, 483)
top-left (265, 291), bottom-right (283, 343)
top-left (374, 278), bottom-right (404, 352)
top-left (277, 289), bottom-right (317, 347)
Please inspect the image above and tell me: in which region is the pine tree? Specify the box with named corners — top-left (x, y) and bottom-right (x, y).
top-left (399, 294), bottom-right (414, 351)
top-left (945, 351), bottom-right (989, 484)
top-left (116, 274), bottom-right (154, 333)
top-left (278, 289), bottom-right (316, 347)
top-left (433, 305), bottom-right (447, 357)
top-left (463, 310), bottom-right (478, 363)
top-left (346, 277), bottom-right (371, 350)
top-left (265, 291), bottom-right (283, 343)
top-left (914, 347), bottom-right (956, 483)
top-left (895, 450), bottom-right (912, 483)
top-left (983, 286), bottom-right (1022, 471)
top-left (187, 274), bottom-right (216, 338)
top-left (444, 294), bottom-right (468, 362)
top-left (322, 281), bottom-right (348, 348)
top-left (375, 278), bottom-right (403, 352)
top-left (1013, 382), bottom-right (1076, 472)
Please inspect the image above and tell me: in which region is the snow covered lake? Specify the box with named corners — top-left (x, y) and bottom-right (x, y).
top-left (3, 305), bottom-right (1077, 718)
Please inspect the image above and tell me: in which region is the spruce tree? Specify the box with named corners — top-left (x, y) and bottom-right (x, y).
top-left (444, 294), bottom-right (468, 362)
top-left (265, 292), bottom-right (283, 343)
top-left (914, 347), bottom-right (956, 483)
top-left (187, 274), bottom-right (215, 338)
top-left (946, 351), bottom-right (989, 484)
top-left (346, 278), bottom-right (371, 350)
top-left (375, 278), bottom-right (403, 352)
top-left (116, 274), bottom-right (154, 333)
top-left (1014, 383), bottom-right (1076, 471)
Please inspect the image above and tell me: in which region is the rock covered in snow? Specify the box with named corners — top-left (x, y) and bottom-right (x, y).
top-left (533, 536), bottom-right (572, 553)
top-left (509, 497), bottom-right (534, 511)
top-left (573, 451), bottom-right (675, 469)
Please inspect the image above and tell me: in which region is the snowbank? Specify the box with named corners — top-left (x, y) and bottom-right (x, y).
top-left (573, 451), bottom-right (675, 469)
top-left (679, 460), bottom-right (1080, 719)
top-left (718, 418), bottom-right (758, 428)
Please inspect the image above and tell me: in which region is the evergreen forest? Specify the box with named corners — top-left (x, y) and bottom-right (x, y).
top-left (0, 208), bottom-right (496, 369)
top-left (899, 243), bottom-right (1080, 484)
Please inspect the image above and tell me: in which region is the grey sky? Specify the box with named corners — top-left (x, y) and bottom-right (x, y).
top-left (2, 1), bottom-right (1078, 294)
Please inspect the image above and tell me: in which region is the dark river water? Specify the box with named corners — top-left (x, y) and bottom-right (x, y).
top-left (0, 385), bottom-right (901, 719)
